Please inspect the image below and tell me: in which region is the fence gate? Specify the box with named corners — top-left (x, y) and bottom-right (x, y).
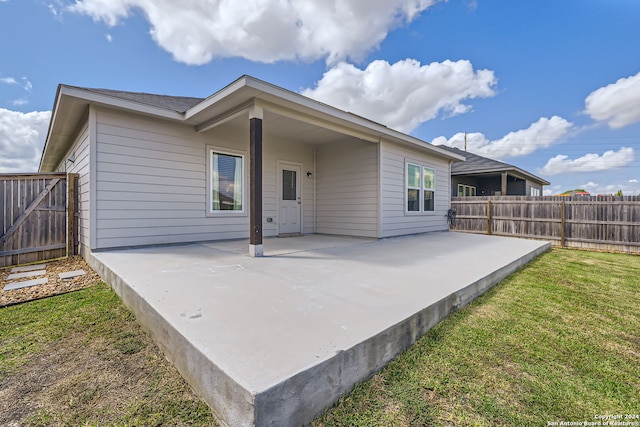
top-left (0, 173), bottom-right (78, 268)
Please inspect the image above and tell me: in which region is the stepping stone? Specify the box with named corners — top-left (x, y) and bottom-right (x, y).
top-left (7, 270), bottom-right (47, 280)
top-left (11, 264), bottom-right (47, 273)
top-left (3, 277), bottom-right (48, 291)
top-left (59, 269), bottom-right (86, 280)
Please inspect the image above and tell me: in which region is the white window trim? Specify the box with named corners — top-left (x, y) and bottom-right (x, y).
top-left (405, 161), bottom-right (436, 215)
top-left (206, 145), bottom-right (247, 217)
top-left (458, 184), bottom-right (477, 196)
top-left (423, 165), bottom-right (436, 212)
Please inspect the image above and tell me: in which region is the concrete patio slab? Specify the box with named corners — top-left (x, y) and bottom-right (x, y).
top-left (88, 232), bottom-right (550, 427)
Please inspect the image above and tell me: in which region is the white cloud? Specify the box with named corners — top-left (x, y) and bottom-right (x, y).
top-left (11, 98), bottom-right (28, 106)
top-left (581, 181), bottom-right (599, 191)
top-left (67, 0), bottom-right (441, 65)
top-left (629, 179), bottom-right (639, 184)
top-left (543, 184), bottom-right (564, 196)
top-left (584, 71), bottom-right (640, 129)
top-left (1, 76), bottom-right (32, 91)
top-left (0, 108), bottom-right (51, 173)
top-left (1, 76), bottom-right (18, 85)
top-left (48, 3), bottom-right (60, 16)
top-left (539, 147), bottom-right (634, 176)
top-left (48, 1), bottom-right (67, 17)
top-left (105, 33), bottom-right (113, 42)
top-left (302, 58), bottom-right (497, 133)
top-left (22, 78), bottom-right (32, 91)
top-left (432, 116), bottom-right (574, 159)
top-left (464, 0), bottom-right (478, 11)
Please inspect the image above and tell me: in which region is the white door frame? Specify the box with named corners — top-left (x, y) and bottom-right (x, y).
top-left (276, 160), bottom-right (303, 235)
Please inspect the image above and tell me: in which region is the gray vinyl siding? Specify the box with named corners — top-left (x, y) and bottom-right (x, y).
top-left (54, 105), bottom-right (454, 249)
top-left (93, 108), bottom-right (315, 249)
top-left (315, 140), bottom-right (379, 238)
top-left (94, 109), bottom-right (243, 248)
top-left (525, 180), bottom-right (542, 196)
top-left (55, 121), bottom-right (91, 255)
top-left (380, 140), bottom-right (451, 238)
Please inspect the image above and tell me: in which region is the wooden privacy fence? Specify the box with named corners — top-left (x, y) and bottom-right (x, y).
top-left (451, 196), bottom-right (640, 254)
top-left (1, 173), bottom-right (78, 268)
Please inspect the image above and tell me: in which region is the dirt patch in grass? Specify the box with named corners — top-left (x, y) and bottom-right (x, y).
top-left (0, 284), bottom-right (217, 426)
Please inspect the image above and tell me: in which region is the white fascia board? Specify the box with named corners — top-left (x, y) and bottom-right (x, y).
top-left (185, 76), bottom-right (252, 119)
top-left (39, 85), bottom-right (65, 172)
top-left (195, 99), bottom-right (255, 133)
top-left (380, 132), bottom-right (466, 162)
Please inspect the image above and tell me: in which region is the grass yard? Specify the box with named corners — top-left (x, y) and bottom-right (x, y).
top-left (0, 248), bottom-right (638, 426)
top-left (0, 283), bottom-right (218, 426)
top-left (311, 249), bottom-right (640, 426)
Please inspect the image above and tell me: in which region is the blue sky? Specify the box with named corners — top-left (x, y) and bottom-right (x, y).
top-left (1, 0), bottom-right (639, 195)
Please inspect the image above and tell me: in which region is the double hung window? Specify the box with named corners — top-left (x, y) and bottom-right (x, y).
top-left (406, 162), bottom-right (435, 213)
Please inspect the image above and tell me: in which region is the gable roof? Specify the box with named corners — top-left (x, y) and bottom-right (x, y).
top-left (436, 145), bottom-right (550, 186)
top-left (40, 75), bottom-right (465, 171)
top-left (83, 88), bottom-right (204, 113)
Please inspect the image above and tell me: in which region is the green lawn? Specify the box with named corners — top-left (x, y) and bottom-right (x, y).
top-left (1, 249), bottom-right (638, 426)
top-left (0, 283), bottom-right (217, 427)
top-left (311, 249), bottom-right (640, 426)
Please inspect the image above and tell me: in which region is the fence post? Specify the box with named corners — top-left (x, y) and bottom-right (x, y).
top-left (560, 200), bottom-right (566, 247)
top-left (67, 173), bottom-right (78, 256)
top-left (486, 200), bottom-right (492, 235)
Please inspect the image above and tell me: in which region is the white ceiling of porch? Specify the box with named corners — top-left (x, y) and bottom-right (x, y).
top-left (208, 109), bottom-right (363, 146)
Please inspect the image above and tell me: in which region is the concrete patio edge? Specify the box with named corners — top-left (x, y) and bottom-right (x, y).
top-left (85, 235), bottom-right (552, 427)
top-left (253, 240), bottom-right (552, 426)
top-left (86, 251), bottom-right (255, 427)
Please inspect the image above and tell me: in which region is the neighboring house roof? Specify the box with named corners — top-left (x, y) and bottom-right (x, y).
top-left (435, 145), bottom-right (550, 186)
top-left (40, 75), bottom-right (465, 171)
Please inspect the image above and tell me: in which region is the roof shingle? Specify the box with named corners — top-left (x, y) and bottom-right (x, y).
top-left (83, 88), bottom-right (204, 113)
